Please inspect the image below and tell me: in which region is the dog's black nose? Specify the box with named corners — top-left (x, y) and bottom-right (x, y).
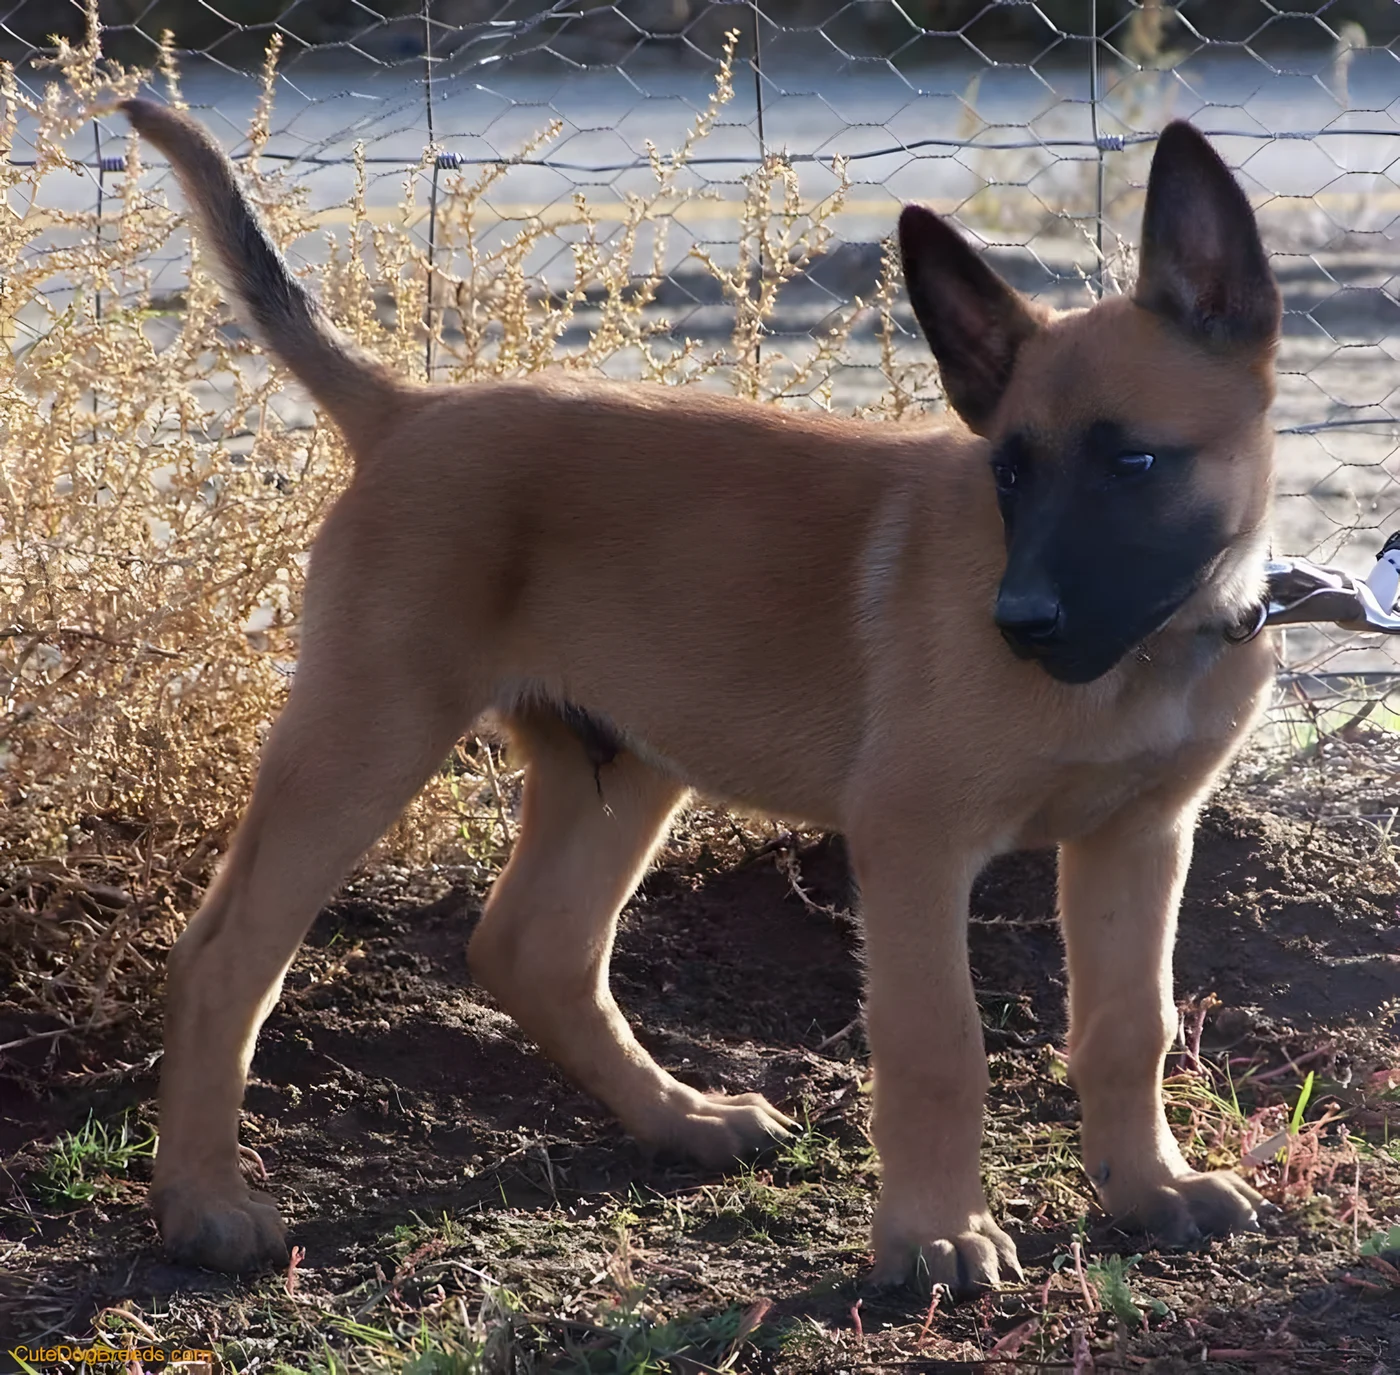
top-left (995, 590), bottom-right (1063, 648)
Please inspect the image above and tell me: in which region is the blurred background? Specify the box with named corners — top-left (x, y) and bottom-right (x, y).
top-left (8, 0), bottom-right (1400, 717)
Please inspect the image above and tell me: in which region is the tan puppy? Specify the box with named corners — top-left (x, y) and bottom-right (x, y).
top-left (121, 98), bottom-right (1282, 1293)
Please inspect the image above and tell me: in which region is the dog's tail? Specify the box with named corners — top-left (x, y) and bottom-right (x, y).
top-left (121, 97), bottom-right (404, 445)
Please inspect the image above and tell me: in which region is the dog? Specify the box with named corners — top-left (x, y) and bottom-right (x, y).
top-left (121, 97), bottom-right (1282, 1292)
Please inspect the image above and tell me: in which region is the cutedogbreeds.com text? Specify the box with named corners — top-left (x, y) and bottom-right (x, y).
top-left (9, 1345), bottom-right (214, 1368)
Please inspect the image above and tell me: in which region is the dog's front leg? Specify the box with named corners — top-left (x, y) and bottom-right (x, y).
top-left (851, 826), bottom-right (1021, 1295)
top-left (1060, 803), bottom-right (1265, 1243)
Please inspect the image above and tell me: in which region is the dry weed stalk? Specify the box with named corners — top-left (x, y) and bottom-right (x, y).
top-left (863, 235), bottom-right (938, 421)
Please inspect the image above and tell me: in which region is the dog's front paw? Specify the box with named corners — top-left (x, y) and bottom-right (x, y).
top-left (1106, 1167), bottom-right (1266, 1246)
top-left (870, 1205), bottom-right (1023, 1297)
top-left (152, 1178), bottom-right (289, 1272)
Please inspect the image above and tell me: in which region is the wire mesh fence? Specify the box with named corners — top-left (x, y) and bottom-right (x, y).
top-left (6, 0), bottom-right (1400, 836)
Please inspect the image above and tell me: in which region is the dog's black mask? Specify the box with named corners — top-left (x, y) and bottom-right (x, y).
top-left (991, 420), bottom-right (1225, 685)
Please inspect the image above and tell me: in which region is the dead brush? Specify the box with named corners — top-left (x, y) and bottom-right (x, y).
top-left (0, 9), bottom-right (936, 1042)
top-left (1163, 1024), bottom-right (1383, 1218)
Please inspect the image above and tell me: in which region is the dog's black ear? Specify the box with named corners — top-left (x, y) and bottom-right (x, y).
top-left (1133, 121), bottom-right (1281, 349)
top-left (898, 204), bottom-right (1043, 435)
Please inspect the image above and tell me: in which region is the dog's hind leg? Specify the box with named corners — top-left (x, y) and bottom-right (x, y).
top-left (151, 606), bottom-right (478, 1272)
top-left (1060, 800), bottom-right (1266, 1245)
top-left (469, 710), bottom-right (798, 1166)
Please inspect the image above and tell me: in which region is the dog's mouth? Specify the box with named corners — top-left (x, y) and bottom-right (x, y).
top-left (1001, 585), bottom-right (1205, 685)
top-left (1007, 636), bottom-right (1112, 685)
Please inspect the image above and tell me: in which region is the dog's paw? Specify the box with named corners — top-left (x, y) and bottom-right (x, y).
top-left (1107, 1167), bottom-right (1266, 1246)
top-left (152, 1180), bottom-right (289, 1272)
top-left (870, 1208), bottom-right (1023, 1297)
top-left (659, 1090), bottom-right (798, 1168)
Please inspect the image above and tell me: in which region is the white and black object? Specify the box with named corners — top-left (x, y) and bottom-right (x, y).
top-left (1226, 533), bottom-right (1400, 643)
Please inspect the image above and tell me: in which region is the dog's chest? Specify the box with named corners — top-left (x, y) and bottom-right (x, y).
top-left (1013, 651), bottom-right (1263, 848)
top-left (1014, 756), bottom-right (1182, 848)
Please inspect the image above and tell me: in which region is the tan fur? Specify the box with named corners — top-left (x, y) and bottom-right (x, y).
top-left (124, 100), bottom-right (1278, 1289)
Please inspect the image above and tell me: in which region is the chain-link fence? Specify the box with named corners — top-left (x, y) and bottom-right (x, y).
top-left (8, 0), bottom-right (1400, 775)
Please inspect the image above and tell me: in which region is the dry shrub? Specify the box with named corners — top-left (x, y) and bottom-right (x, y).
top-left (0, 9), bottom-right (937, 1026)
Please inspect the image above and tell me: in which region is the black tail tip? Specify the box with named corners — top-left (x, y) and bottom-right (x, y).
top-left (119, 96), bottom-right (163, 130)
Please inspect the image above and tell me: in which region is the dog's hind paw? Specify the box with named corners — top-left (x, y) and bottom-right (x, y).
top-left (869, 1209), bottom-right (1023, 1298)
top-left (152, 1180), bottom-right (289, 1272)
top-left (1109, 1167), bottom-right (1267, 1246)
top-left (651, 1089), bottom-right (798, 1169)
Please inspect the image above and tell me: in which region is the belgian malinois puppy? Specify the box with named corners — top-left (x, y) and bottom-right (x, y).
top-left (121, 98), bottom-right (1282, 1292)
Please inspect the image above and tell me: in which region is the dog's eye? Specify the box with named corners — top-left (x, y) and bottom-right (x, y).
top-left (992, 462), bottom-right (1018, 493)
top-left (1112, 451), bottom-right (1155, 476)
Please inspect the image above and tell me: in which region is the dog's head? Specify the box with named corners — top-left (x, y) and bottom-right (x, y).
top-left (899, 121), bottom-right (1281, 685)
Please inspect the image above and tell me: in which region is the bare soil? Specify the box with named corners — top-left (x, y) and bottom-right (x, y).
top-left (2, 783), bottom-right (1399, 1372)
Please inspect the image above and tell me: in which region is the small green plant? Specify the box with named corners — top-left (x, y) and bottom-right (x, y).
top-left (774, 1124), bottom-right (857, 1180)
top-left (385, 1211), bottom-right (469, 1256)
top-left (1289, 1070), bottom-right (1316, 1135)
top-left (718, 1166), bottom-right (796, 1239)
top-left (582, 1302), bottom-right (777, 1375)
top-left (1084, 1254), bottom-right (1169, 1330)
top-left (327, 1315), bottom-right (492, 1375)
top-left (36, 1112), bottom-right (155, 1206)
top-left (1054, 1245), bottom-right (1169, 1331)
top-left (1360, 1223), bottom-right (1400, 1258)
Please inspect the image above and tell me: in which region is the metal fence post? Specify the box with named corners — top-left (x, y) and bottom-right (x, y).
top-left (93, 122), bottom-right (105, 326)
top-left (423, 0), bottom-right (440, 382)
top-left (751, 0), bottom-right (766, 369)
top-left (92, 119), bottom-right (105, 443)
top-left (1088, 0), bottom-right (1106, 298)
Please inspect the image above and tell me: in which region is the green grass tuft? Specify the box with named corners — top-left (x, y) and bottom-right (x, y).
top-left (35, 1113), bottom-right (155, 1207)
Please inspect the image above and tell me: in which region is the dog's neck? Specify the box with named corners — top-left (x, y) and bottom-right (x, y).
top-left (1181, 523), bottom-right (1273, 639)
top-left (1125, 525), bottom-right (1274, 680)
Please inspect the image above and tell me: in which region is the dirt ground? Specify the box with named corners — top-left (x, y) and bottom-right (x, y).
top-left (2, 750), bottom-right (1399, 1373)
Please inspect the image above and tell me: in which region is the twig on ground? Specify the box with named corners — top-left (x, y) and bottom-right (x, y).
top-left (815, 1014), bottom-right (864, 1051)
